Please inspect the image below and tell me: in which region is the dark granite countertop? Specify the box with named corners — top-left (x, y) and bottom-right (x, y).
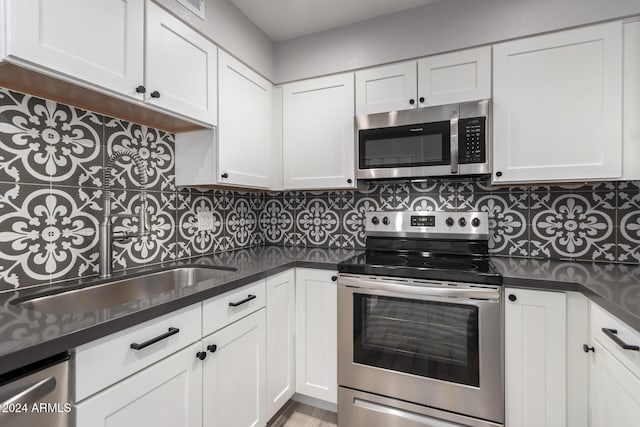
top-left (0, 246), bottom-right (359, 376)
top-left (2, 247), bottom-right (640, 377)
top-left (492, 257), bottom-right (640, 332)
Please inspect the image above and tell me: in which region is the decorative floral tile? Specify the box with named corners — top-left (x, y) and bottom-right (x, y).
top-left (176, 189), bottom-right (223, 258)
top-left (343, 196), bottom-right (382, 249)
top-left (296, 197), bottom-right (340, 247)
top-left (109, 190), bottom-right (176, 271)
top-left (530, 192), bottom-right (616, 261)
top-left (226, 197), bottom-right (257, 249)
top-left (259, 198), bottom-right (293, 245)
top-left (617, 181), bottom-right (640, 263)
top-left (465, 193), bottom-right (529, 257)
top-left (104, 118), bottom-right (175, 192)
top-left (0, 89), bottom-right (103, 186)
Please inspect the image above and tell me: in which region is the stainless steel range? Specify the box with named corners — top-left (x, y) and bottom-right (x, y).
top-left (337, 211), bottom-right (503, 427)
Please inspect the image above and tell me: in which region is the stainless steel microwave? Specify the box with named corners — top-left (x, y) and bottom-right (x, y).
top-left (355, 100), bottom-right (491, 179)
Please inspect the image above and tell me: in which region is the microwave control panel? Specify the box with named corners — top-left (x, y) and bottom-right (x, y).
top-left (458, 117), bottom-right (486, 164)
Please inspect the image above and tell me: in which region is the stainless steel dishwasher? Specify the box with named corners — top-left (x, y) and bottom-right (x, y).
top-left (0, 353), bottom-right (70, 427)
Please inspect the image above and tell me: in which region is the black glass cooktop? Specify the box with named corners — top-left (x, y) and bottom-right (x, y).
top-left (338, 251), bottom-right (502, 285)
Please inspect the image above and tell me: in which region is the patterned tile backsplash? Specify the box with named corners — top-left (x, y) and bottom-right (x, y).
top-left (262, 180), bottom-right (640, 266)
top-left (0, 88), bottom-right (263, 291)
top-left (1, 86), bottom-right (640, 291)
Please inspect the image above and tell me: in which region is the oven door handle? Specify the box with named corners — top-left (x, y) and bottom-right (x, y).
top-left (339, 276), bottom-right (500, 301)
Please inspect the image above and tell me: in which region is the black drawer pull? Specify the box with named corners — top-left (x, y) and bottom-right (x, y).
top-left (130, 327), bottom-right (180, 350)
top-left (602, 328), bottom-right (640, 351)
top-left (229, 294), bottom-right (256, 307)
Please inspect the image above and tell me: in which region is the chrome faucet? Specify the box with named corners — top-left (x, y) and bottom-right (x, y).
top-left (99, 150), bottom-right (153, 278)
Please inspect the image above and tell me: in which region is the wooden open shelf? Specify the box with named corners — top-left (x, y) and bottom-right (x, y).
top-left (0, 62), bottom-right (207, 133)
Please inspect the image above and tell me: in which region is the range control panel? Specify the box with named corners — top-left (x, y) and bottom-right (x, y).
top-left (458, 117), bottom-right (486, 164)
top-left (365, 211), bottom-right (489, 239)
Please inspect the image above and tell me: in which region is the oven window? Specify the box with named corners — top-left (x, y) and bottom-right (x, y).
top-left (353, 294), bottom-right (480, 387)
top-left (358, 121), bottom-right (450, 169)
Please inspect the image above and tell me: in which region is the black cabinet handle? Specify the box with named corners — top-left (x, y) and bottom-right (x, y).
top-left (150, 90), bottom-right (160, 98)
top-left (136, 85), bottom-right (146, 94)
top-left (221, 173), bottom-right (229, 179)
top-left (419, 97), bottom-right (425, 103)
top-left (196, 351), bottom-right (207, 360)
top-left (409, 99), bottom-right (415, 105)
top-left (508, 294), bottom-right (517, 302)
top-left (496, 171), bottom-right (503, 177)
top-left (130, 327), bottom-right (179, 350)
top-left (331, 276), bottom-right (337, 282)
top-left (229, 294), bottom-right (256, 307)
top-left (207, 344), bottom-right (218, 353)
top-left (347, 178), bottom-right (353, 184)
top-left (602, 328), bottom-right (640, 351)
top-left (583, 344), bottom-right (595, 353)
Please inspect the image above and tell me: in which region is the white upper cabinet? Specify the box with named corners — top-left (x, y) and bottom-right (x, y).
top-left (283, 73), bottom-right (355, 189)
top-left (355, 61), bottom-right (417, 115)
top-left (623, 19), bottom-right (640, 180)
top-left (417, 46), bottom-right (492, 107)
top-left (218, 51), bottom-right (272, 188)
top-left (4, 0), bottom-right (144, 99)
top-left (354, 47), bottom-right (490, 115)
top-left (493, 22), bottom-right (623, 183)
top-left (145, 0), bottom-right (217, 125)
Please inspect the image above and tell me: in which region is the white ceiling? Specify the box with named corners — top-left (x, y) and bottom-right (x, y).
top-left (229, 0), bottom-right (440, 42)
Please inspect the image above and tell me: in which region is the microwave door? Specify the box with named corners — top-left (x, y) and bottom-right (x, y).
top-left (357, 120), bottom-right (451, 179)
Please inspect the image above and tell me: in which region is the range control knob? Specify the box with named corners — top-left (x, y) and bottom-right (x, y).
top-left (371, 216), bottom-right (380, 225)
top-left (472, 218), bottom-right (481, 227)
top-left (458, 218), bottom-right (467, 227)
top-left (382, 217), bottom-right (390, 225)
top-left (445, 217), bottom-right (454, 227)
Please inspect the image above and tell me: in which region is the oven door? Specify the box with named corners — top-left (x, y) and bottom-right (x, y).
top-left (338, 274), bottom-right (503, 424)
top-left (356, 105), bottom-right (456, 179)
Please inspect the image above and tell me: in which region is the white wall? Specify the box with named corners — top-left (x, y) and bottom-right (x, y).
top-left (154, 0), bottom-right (275, 81)
top-left (274, 0), bottom-right (640, 83)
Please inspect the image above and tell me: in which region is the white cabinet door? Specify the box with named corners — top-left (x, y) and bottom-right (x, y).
top-left (623, 20), bottom-right (640, 180)
top-left (75, 342), bottom-right (203, 427)
top-left (295, 268), bottom-right (337, 404)
top-left (5, 0), bottom-right (144, 99)
top-left (505, 288), bottom-right (567, 427)
top-left (266, 269), bottom-right (296, 418)
top-left (218, 51), bottom-right (272, 188)
top-left (203, 309), bottom-right (266, 427)
top-left (355, 61), bottom-right (417, 115)
top-left (145, 1), bottom-right (217, 125)
top-left (589, 343), bottom-right (640, 427)
top-left (283, 73), bottom-right (355, 189)
top-left (417, 46), bottom-right (491, 106)
top-left (493, 22), bottom-right (623, 183)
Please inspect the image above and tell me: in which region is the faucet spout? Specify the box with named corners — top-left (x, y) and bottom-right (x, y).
top-left (99, 150), bottom-right (154, 278)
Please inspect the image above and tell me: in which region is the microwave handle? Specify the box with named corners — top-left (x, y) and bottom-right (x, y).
top-left (450, 111), bottom-right (459, 174)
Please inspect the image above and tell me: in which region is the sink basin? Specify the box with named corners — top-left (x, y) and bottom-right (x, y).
top-left (14, 266), bottom-right (236, 314)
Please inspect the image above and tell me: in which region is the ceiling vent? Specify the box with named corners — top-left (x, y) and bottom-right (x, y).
top-left (176, 0), bottom-right (205, 20)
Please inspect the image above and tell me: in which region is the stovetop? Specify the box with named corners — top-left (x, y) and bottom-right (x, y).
top-left (338, 251), bottom-right (502, 285)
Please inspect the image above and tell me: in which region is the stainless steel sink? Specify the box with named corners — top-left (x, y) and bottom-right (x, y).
top-left (14, 266), bottom-right (236, 314)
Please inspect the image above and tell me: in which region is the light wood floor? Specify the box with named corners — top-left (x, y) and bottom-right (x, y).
top-left (267, 400), bottom-right (338, 427)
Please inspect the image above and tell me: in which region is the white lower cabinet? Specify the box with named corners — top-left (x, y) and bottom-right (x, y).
top-left (588, 303), bottom-right (640, 426)
top-left (202, 309), bottom-right (267, 427)
top-left (295, 268), bottom-right (338, 404)
top-left (75, 342), bottom-right (203, 427)
top-left (505, 289), bottom-right (589, 427)
top-left (266, 270), bottom-right (296, 418)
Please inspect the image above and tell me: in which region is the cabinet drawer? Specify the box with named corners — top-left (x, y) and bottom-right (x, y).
top-left (591, 303), bottom-right (640, 378)
top-left (202, 280), bottom-right (266, 336)
top-left (73, 304), bottom-right (201, 402)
